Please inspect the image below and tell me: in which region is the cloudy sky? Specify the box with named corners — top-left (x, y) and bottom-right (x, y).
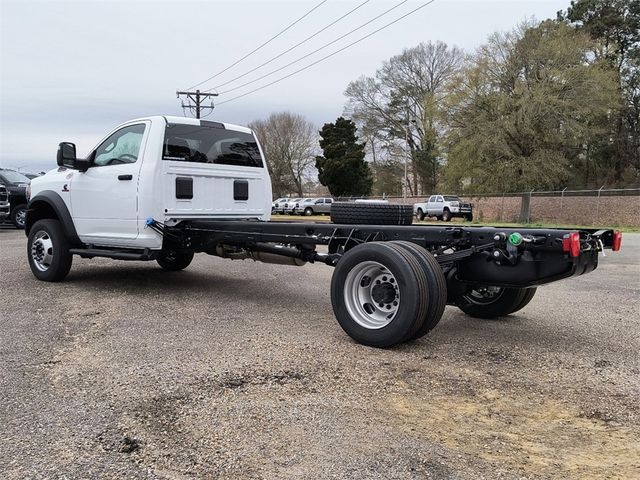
top-left (0, 0), bottom-right (567, 173)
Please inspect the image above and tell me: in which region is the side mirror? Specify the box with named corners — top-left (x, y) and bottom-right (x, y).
top-left (56, 142), bottom-right (89, 171)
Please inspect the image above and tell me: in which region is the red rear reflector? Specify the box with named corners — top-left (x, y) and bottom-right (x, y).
top-left (562, 232), bottom-right (581, 258)
top-left (612, 230), bottom-right (622, 251)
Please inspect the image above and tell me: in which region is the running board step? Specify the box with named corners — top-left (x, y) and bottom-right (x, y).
top-left (69, 248), bottom-right (154, 261)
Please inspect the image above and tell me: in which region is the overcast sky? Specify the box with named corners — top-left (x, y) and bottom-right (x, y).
top-left (0, 0), bottom-right (568, 173)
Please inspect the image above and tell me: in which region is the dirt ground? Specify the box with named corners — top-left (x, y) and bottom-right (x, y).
top-left (1, 228), bottom-right (638, 479)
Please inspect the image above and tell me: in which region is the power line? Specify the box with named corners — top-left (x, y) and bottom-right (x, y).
top-left (211, 0), bottom-right (409, 95)
top-left (217, 0), bottom-right (437, 106)
top-left (212, 0), bottom-right (371, 91)
top-left (185, 0), bottom-right (328, 91)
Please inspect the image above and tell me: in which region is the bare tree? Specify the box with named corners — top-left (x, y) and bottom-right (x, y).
top-left (345, 41), bottom-right (464, 194)
top-left (250, 112), bottom-right (318, 197)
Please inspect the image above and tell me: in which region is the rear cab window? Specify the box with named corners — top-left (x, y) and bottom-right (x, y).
top-left (163, 123), bottom-right (263, 168)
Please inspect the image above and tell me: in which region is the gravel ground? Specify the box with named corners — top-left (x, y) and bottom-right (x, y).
top-left (1, 227), bottom-right (638, 479)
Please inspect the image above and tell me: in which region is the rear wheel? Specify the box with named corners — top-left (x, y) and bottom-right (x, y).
top-left (304, 207), bottom-right (314, 216)
top-left (157, 250), bottom-right (194, 271)
top-left (393, 241), bottom-right (447, 339)
top-left (27, 219), bottom-right (73, 281)
top-left (416, 209), bottom-right (425, 221)
top-left (331, 242), bottom-right (429, 347)
top-left (456, 286), bottom-right (527, 319)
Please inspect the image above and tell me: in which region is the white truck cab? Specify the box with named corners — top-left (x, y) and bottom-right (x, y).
top-left (28, 116), bottom-right (272, 250)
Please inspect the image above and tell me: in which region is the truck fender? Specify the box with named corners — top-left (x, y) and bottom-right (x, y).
top-left (26, 190), bottom-right (81, 246)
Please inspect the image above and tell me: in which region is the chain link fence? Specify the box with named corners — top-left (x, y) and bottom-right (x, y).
top-left (338, 188), bottom-right (640, 226)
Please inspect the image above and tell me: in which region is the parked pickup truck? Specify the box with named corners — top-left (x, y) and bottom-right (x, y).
top-left (0, 184), bottom-right (9, 220)
top-left (0, 168), bottom-right (30, 229)
top-left (414, 195), bottom-right (473, 221)
top-left (25, 115), bottom-right (622, 348)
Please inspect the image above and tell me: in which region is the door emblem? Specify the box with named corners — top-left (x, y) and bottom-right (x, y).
top-left (62, 184), bottom-right (69, 192)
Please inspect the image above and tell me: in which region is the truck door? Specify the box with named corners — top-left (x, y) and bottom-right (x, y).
top-left (426, 195), bottom-right (436, 215)
top-left (69, 122), bottom-right (148, 246)
top-left (435, 195), bottom-right (444, 215)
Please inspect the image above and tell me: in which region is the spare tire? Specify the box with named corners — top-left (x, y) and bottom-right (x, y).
top-left (330, 202), bottom-right (413, 225)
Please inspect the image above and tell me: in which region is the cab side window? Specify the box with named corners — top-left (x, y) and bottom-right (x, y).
top-left (436, 196), bottom-right (444, 203)
top-left (94, 124), bottom-right (146, 167)
top-left (428, 196), bottom-right (435, 202)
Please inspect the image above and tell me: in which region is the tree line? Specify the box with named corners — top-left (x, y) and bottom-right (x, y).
top-left (251, 0), bottom-right (639, 198)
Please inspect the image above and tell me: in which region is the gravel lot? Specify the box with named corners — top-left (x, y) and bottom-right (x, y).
top-left (1, 228), bottom-right (638, 479)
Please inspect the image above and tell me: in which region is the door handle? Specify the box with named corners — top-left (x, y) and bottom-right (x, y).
top-left (118, 174), bottom-right (133, 181)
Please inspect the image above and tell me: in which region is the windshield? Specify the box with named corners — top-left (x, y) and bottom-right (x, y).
top-left (163, 123), bottom-right (263, 168)
top-left (444, 196), bottom-right (461, 202)
top-left (0, 170), bottom-right (30, 184)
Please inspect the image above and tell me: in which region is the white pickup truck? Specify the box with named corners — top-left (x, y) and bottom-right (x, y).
top-left (413, 195), bottom-right (473, 221)
top-left (25, 115), bottom-right (621, 348)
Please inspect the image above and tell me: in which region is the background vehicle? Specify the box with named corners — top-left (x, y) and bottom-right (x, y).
top-left (271, 197), bottom-right (290, 214)
top-left (283, 198), bottom-right (303, 215)
top-left (0, 168), bottom-right (30, 228)
top-left (414, 195), bottom-right (473, 221)
top-left (25, 115), bottom-right (621, 348)
top-left (0, 184), bottom-right (10, 220)
top-left (296, 197), bottom-right (333, 216)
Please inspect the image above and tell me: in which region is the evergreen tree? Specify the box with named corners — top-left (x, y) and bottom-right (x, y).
top-left (315, 117), bottom-right (373, 197)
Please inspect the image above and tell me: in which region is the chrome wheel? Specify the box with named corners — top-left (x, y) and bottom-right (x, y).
top-left (463, 286), bottom-right (504, 305)
top-left (14, 207), bottom-right (26, 228)
top-left (343, 261), bottom-right (400, 329)
top-left (31, 230), bottom-right (54, 272)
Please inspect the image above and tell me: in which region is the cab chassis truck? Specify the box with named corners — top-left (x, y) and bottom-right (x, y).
top-left (25, 116), bottom-right (622, 347)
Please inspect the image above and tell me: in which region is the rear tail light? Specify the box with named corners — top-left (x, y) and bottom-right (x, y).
top-left (562, 232), bottom-right (581, 258)
top-left (612, 230), bottom-right (622, 252)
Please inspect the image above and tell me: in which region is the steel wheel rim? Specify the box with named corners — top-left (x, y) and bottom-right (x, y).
top-left (464, 286), bottom-right (504, 305)
top-left (31, 230), bottom-right (54, 272)
top-left (343, 261), bottom-right (400, 329)
top-left (15, 208), bottom-right (26, 227)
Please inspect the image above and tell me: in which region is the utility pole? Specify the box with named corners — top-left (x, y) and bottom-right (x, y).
top-left (176, 90), bottom-right (219, 119)
top-left (403, 107), bottom-right (413, 200)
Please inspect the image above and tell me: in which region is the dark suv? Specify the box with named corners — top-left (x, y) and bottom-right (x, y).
top-left (0, 168), bottom-right (31, 229)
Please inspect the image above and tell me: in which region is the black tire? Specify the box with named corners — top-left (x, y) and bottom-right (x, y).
top-left (304, 207), bottom-right (314, 216)
top-left (27, 219), bottom-right (73, 282)
top-left (331, 202), bottom-right (413, 226)
top-left (393, 241), bottom-right (447, 339)
top-left (442, 209), bottom-right (452, 222)
top-left (11, 203), bottom-right (27, 229)
top-left (156, 250), bottom-right (194, 271)
top-left (509, 288), bottom-right (537, 314)
top-left (331, 242), bottom-right (429, 347)
top-left (456, 287), bottom-right (528, 319)
top-left (416, 209), bottom-right (425, 221)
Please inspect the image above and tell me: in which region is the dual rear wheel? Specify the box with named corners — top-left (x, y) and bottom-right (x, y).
top-left (331, 241), bottom-right (537, 347)
top-left (331, 241), bottom-right (447, 347)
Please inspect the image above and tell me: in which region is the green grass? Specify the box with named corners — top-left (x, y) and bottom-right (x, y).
top-left (270, 213), bottom-right (639, 232)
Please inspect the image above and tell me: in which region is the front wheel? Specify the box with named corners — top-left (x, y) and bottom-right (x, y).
top-left (27, 219), bottom-right (73, 281)
top-left (12, 204), bottom-right (27, 229)
top-left (456, 287), bottom-right (528, 319)
top-left (442, 209), bottom-right (452, 222)
top-left (157, 250), bottom-right (194, 271)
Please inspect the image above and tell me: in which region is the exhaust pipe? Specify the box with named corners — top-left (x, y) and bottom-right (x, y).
top-left (214, 243), bottom-right (307, 266)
